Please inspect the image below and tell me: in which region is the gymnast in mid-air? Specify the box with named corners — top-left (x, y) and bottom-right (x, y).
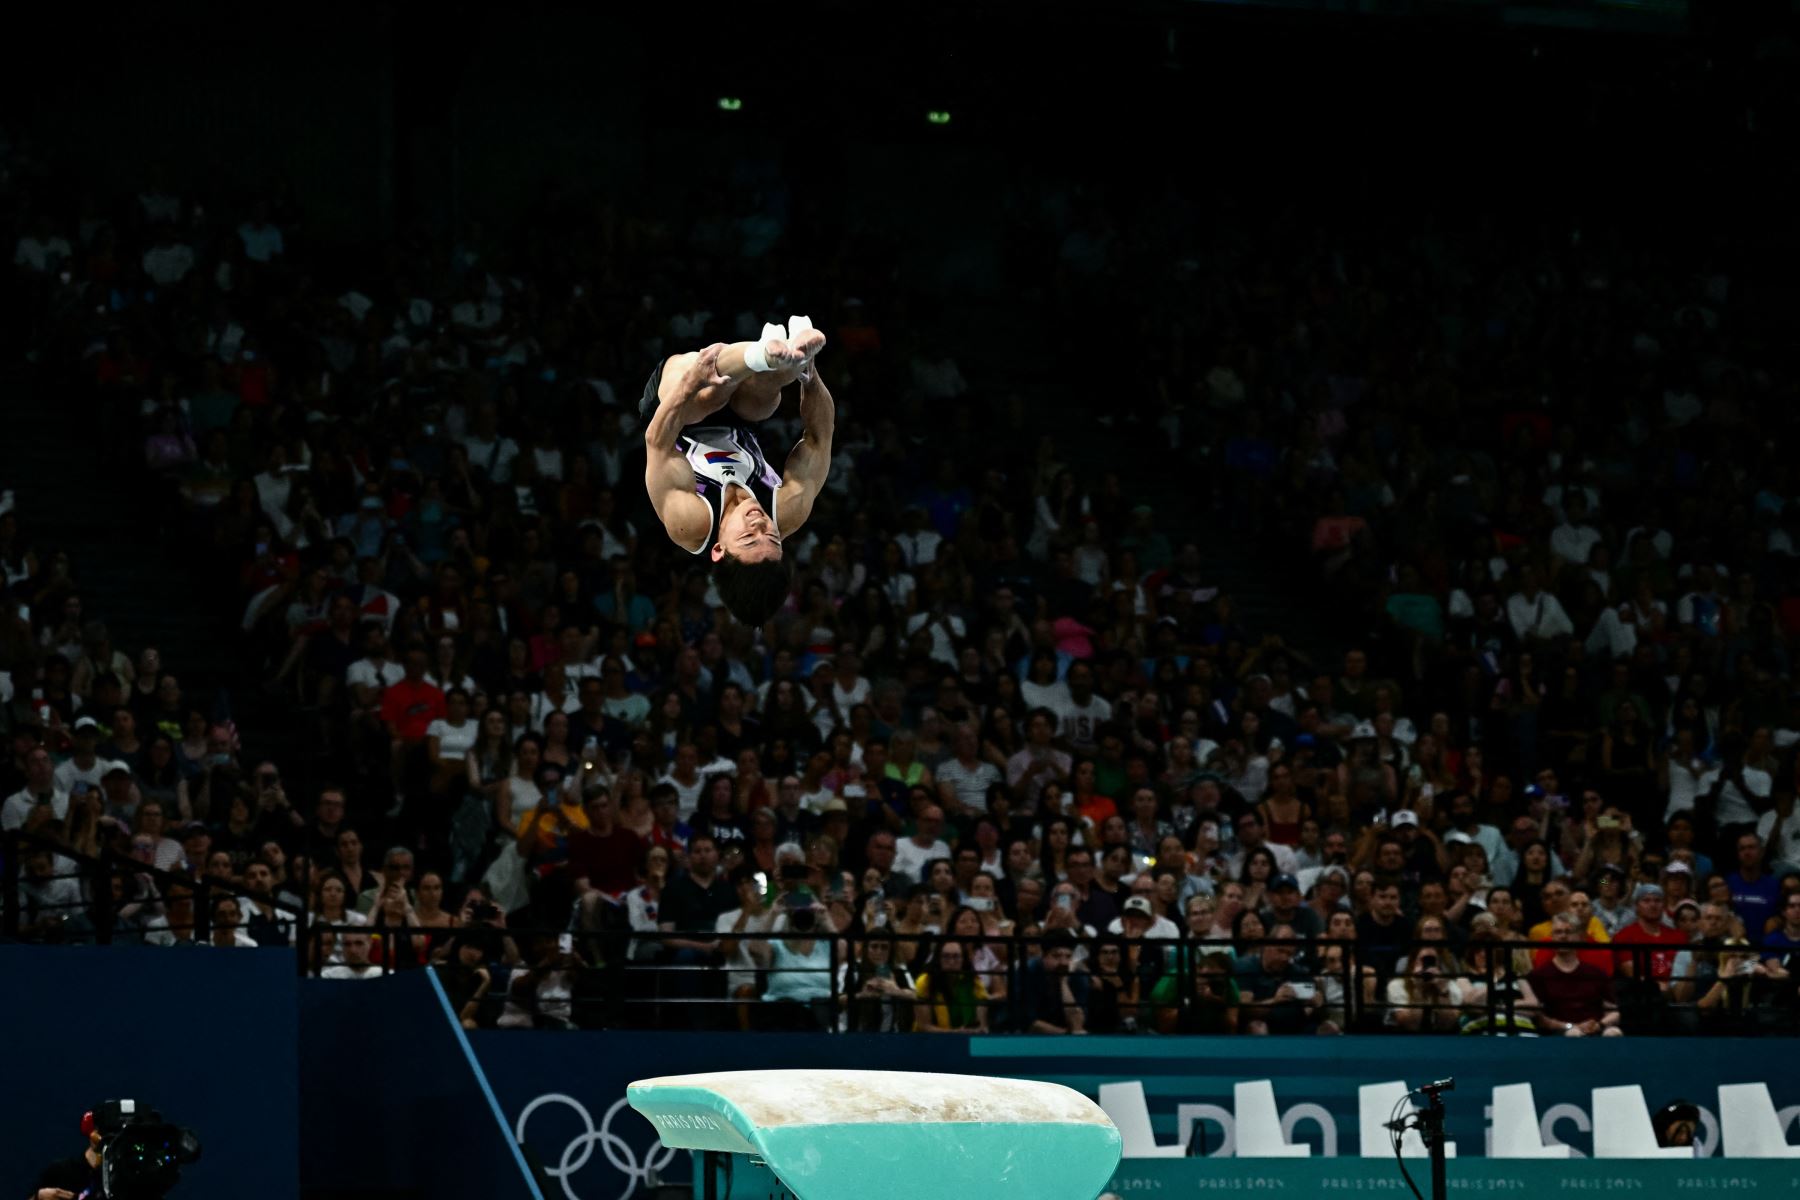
top-left (640, 317), bottom-right (835, 625)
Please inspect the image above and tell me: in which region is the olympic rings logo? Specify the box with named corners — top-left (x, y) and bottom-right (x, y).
top-left (516, 1092), bottom-right (679, 1200)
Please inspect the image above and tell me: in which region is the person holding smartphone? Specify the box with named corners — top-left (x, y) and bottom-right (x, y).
top-left (1386, 941), bottom-right (1466, 1032)
top-left (1235, 923), bottom-right (1324, 1034)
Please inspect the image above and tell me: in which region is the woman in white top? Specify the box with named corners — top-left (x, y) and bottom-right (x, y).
top-left (465, 709), bottom-right (513, 809)
top-left (428, 688), bottom-right (480, 796)
top-left (1026, 469), bottom-right (1089, 561)
top-left (626, 844), bottom-right (671, 961)
top-left (494, 735), bottom-right (544, 832)
top-left (206, 895), bottom-right (260, 948)
top-left (308, 870), bottom-right (369, 968)
top-left (425, 633), bottom-right (479, 697)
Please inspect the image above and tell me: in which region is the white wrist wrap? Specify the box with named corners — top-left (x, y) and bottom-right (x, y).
top-left (744, 322), bottom-right (788, 373)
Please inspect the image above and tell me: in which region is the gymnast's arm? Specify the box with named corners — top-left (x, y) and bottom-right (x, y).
top-left (776, 366), bottom-right (837, 537)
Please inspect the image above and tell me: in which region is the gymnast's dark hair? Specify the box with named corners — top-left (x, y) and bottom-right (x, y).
top-left (714, 550), bottom-right (793, 627)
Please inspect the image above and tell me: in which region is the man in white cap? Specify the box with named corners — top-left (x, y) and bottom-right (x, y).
top-left (1108, 894), bottom-right (1179, 942)
top-left (54, 716), bottom-right (108, 793)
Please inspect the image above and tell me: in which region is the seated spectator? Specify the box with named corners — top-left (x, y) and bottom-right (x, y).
top-left (841, 931), bottom-right (914, 1032)
top-left (1695, 938), bottom-right (1790, 1034)
top-left (1261, 873), bottom-right (1323, 940)
top-left (1459, 927), bottom-right (1540, 1034)
top-left (1612, 884), bottom-right (1686, 988)
top-left (1670, 902), bottom-right (1734, 1003)
top-left (320, 931), bottom-right (384, 981)
top-left (1148, 949), bottom-right (1240, 1034)
top-left (913, 939), bottom-right (989, 1033)
top-left (762, 893), bottom-right (838, 1029)
top-left (439, 933), bottom-right (498, 1028)
top-left (240, 858), bottom-right (293, 947)
top-left (1235, 923), bottom-right (1325, 1035)
top-left (307, 869), bottom-right (369, 968)
top-left (1527, 913), bottom-right (1622, 1037)
top-left (1385, 939), bottom-right (1463, 1032)
top-left (569, 787), bottom-right (644, 903)
top-left (496, 936), bottom-right (586, 1028)
top-left (1084, 937), bottom-right (1151, 1034)
top-left (204, 895), bottom-right (258, 948)
top-left (1019, 931), bottom-right (1089, 1034)
top-left (1355, 881), bottom-right (1409, 980)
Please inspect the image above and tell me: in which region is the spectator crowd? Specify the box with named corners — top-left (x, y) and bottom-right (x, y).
top-left (4, 71), bottom-right (1800, 1036)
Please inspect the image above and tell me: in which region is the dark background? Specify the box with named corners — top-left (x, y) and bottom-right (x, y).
top-left (7, 1), bottom-right (1795, 257)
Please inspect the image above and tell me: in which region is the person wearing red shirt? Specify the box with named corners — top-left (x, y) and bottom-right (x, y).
top-left (1527, 913), bottom-right (1623, 1037)
top-left (1612, 884), bottom-right (1688, 986)
top-left (570, 787), bottom-right (645, 902)
top-left (1070, 760), bottom-right (1117, 831)
top-left (381, 648), bottom-right (446, 810)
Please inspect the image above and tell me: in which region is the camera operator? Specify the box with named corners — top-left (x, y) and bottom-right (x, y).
top-left (29, 1112), bottom-right (102, 1199)
top-left (31, 1101), bottom-right (202, 1200)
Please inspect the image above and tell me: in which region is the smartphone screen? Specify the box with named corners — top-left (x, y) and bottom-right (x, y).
top-left (557, 933), bottom-right (573, 955)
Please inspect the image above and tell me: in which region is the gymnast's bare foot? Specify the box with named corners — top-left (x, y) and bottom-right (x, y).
top-left (787, 325), bottom-right (825, 361)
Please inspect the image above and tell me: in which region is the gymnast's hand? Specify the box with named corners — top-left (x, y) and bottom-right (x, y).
top-left (675, 343), bottom-right (732, 419)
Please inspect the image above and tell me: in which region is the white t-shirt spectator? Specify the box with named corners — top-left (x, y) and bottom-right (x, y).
top-left (715, 905), bottom-right (777, 993)
top-left (1, 787), bottom-right (70, 831)
top-left (237, 221), bottom-right (285, 263)
top-left (18, 854), bottom-right (85, 917)
top-left (602, 693), bottom-right (652, 727)
top-left (657, 771), bottom-right (707, 816)
top-left (1756, 809), bottom-right (1800, 870)
top-left (321, 962), bottom-right (383, 980)
top-left (14, 233), bottom-right (72, 272)
top-left (894, 529), bottom-right (943, 568)
top-left (831, 676), bottom-right (872, 712)
top-left (462, 433), bottom-right (519, 484)
top-left (1664, 759), bottom-right (1721, 822)
top-left (1716, 766), bottom-right (1772, 828)
top-left (1550, 522), bottom-right (1603, 566)
top-left (531, 690), bottom-right (582, 732)
top-left (346, 658), bottom-right (406, 695)
top-left (904, 611), bottom-right (965, 669)
top-left (893, 836), bottom-right (954, 881)
top-left (428, 718), bottom-right (480, 760)
top-left (1105, 914), bottom-right (1181, 940)
top-left (799, 785), bottom-right (838, 816)
top-left (935, 758), bottom-right (1002, 813)
top-left (1021, 678), bottom-right (1066, 712)
top-left (880, 571), bottom-right (917, 611)
top-left (142, 242), bottom-right (195, 285)
top-left (1048, 693), bottom-right (1113, 754)
top-left (1506, 590), bottom-right (1575, 641)
top-left (53, 758), bottom-right (106, 795)
top-left (149, 837), bottom-right (185, 873)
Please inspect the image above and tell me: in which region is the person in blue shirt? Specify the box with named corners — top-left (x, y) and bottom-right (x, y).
top-left (1759, 892), bottom-right (1800, 968)
top-left (1724, 831), bottom-right (1782, 941)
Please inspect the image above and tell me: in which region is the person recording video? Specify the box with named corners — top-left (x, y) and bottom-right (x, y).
top-left (30, 1111), bottom-right (101, 1200)
top-left (30, 1100), bottom-right (201, 1200)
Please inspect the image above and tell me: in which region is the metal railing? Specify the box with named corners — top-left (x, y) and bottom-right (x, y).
top-left (2, 828), bottom-right (306, 957)
top-left (5, 837), bottom-right (1788, 1037)
top-left (297, 919), bottom-right (1800, 1037)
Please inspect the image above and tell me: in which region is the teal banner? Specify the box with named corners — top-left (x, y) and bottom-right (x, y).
top-left (470, 1033), bottom-right (1800, 1200)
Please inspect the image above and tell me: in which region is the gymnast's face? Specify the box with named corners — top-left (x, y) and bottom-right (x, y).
top-left (712, 495), bottom-right (783, 563)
